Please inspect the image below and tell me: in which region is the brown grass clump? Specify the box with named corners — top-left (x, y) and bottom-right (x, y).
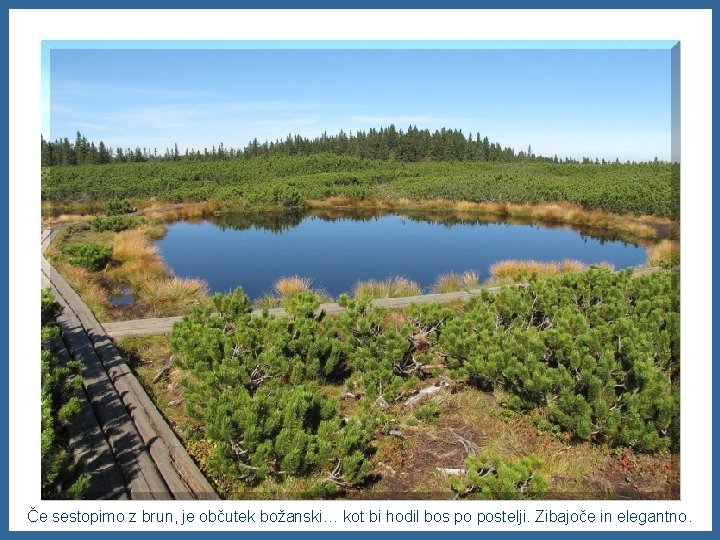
top-left (111, 256), bottom-right (165, 282)
top-left (109, 226), bottom-right (209, 316)
top-left (253, 276), bottom-right (333, 309)
top-left (455, 200), bottom-right (482, 213)
top-left (139, 278), bottom-right (209, 317)
top-left (143, 223), bottom-right (167, 240)
top-left (392, 276), bottom-right (422, 297)
top-left (487, 259), bottom-right (603, 285)
top-left (352, 280), bottom-right (390, 299)
top-left (113, 226), bottom-right (160, 260)
top-left (557, 260), bottom-right (590, 273)
top-left (645, 239), bottom-right (680, 267)
top-left (321, 196), bottom-right (355, 207)
top-left (273, 275), bottom-right (312, 297)
top-left (109, 225), bottom-right (167, 284)
top-left (432, 270), bottom-right (481, 293)
top-left (254, 295), bottom-right (283, 310)
top-left (53, 261), bottom-right (111, 322)
top-left (41, 213), bottom-right (95, 226)
top-left (352, 276), bottom-right (422, 300)
top-left (143, 200), bottom-right (223, 222)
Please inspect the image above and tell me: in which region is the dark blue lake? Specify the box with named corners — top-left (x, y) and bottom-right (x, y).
top-left (155, 211), bottom-right (648, 299)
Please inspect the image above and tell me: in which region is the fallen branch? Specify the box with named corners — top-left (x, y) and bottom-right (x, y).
top-left (437, 468), bottom-right (467, 476)
top-left (450, 429), bottom-right (479, 455)
top-left (404, 380), bottom-right (449, 407)
top-left (152, 355), bottom-right (174, 383)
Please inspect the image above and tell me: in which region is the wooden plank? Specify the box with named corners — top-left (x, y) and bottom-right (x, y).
top-left (47, 273), bottom-right (171, 500)
top-left (103, 287), bottom-right (496, 338)
top-left (103, 317), bottom-right (184, 338)
top-left (50, 335), bottom-right (128, 500)
top-left (87, 325), bottom-right (218, 499)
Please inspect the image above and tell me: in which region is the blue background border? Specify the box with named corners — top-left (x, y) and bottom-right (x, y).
top-left (1, 1), bottom-right (719, 7)
top-left (3, 1), bottom-right (715, 538)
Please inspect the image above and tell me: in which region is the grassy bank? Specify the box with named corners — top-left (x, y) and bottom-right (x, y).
top-left (46, 222), bottom-right (209, 322)
top-left (307, 198), bottom-right (677, 241)
top-left (43, 196), bottom-right (678, 247)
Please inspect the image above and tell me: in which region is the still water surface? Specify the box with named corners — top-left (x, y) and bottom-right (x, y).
top-left (155, 211), bottom-right (647, 299)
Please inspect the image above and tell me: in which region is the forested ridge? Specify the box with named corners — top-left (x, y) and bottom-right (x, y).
top-left (42, 126), bottom-right (664, 167)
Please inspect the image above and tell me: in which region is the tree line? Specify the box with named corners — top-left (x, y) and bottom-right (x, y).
top-left (41, 126), bottom-right (641, 168)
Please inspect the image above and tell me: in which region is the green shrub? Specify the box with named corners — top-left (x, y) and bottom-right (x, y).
top-left (41, 288), bottom-right (60, 325)
top-left (60, 242), bottom-right (112, 271)
top-left (66, 223), bottom-right (90, 235)
top-left (413, 400), bottom-right (440, 424)
top-left (41, 158), bottom-right (679, 218)
top-left (440, 269), bottom-right (680, 452)
top-left (40, 289), bottom-right (89, 498)
top-left (171, 288), bottom-right (373, 491)
top-left (450, 451), bottom-right (548, 500)
top-left (89, 215), bottom-right (144, 232)
top-left (166, 268), bottom-right (679, 498)
top-left (103, 199), bottom-right (134, 215)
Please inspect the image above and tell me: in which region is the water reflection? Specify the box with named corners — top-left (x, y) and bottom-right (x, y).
top-left (189, 208), bottom-right (653, 246)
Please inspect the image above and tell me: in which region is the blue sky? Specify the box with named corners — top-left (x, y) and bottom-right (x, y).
top-left (46, 45), bottom-right (673, 162)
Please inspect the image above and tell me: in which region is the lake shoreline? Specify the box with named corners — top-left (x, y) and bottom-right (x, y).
top-left (44, 200), bottom-right (679, 323)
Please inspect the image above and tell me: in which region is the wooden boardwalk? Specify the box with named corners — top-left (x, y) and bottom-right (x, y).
top-left (102, 290), bottom-right (500, 338)
top-left (42, 228), bottom-right (218, 500)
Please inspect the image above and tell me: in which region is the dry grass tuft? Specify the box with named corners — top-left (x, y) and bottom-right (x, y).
top-left (322, 196), bottom-right (355, 207)
top-left (255, 278), bottom-right (333, 309)
top-left (112, 226), bottom-right (208, 316)
top-left (645, 239), bottom-right (680, 267)
top-left (54, 261), bottom-right (111, 321)
top-left (488, 259), bottom-right (593, 284)
top-left (352, 280), bottom-right (389, 299)
top-left (113, 226), bottom-right (160, 260)
top-left (110, 256), bottom-right (165, 282)
top-left (392, 276), bottom-right (422, 297)
top-left (139, 277), bottom-right (209, 316)
top-left (254, 294), bottom-right (283, 310)
top-left (432, 270), bottom-right (481, 293)
top-left (42, 214), bottom-right (95, 226)
top-left (273, 275), bottom-right (312, 297)
top-left (143, 200), bottom-right (223, 222)
top-left (557, 260), bottom-right (588, 273)
top-left (353, 276), bottom-right (422, 300)
top-left (143, 223), bottom-right (167, 240)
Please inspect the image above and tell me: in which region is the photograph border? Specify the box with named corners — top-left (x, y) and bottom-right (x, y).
top-left (3, 2), bottom-right (716, 538)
